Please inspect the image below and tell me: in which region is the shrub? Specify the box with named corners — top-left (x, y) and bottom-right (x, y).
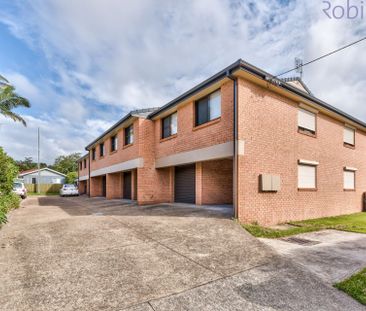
top-left (0, 193), bottom-right (20, 224)
top-left (0, 147), bottom-right (20, 225)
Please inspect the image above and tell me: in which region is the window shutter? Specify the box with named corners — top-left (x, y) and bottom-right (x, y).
top-left (344, 170), bottom-right (355, 189)
top-left (130, 126), bottom-right (134, 144)
top-left (209, 90), bottom-right (221, 120)
top-left (344, 127), bottom-right (355, 145)
top-left (298, 164), bottom-right (316, 188)
top-left (298, 108), bottom-right (316, 132)
top-left (171, 112), bottom-right (177, 135)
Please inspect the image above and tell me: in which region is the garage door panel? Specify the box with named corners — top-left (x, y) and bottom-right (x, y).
top-left (175, 165), bottom-right (195, 204)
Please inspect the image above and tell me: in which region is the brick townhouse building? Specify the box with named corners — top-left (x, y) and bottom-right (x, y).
top-left (77, 59), bottom-right (366, 225)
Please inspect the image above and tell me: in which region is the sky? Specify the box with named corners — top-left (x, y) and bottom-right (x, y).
top-left (0, 0), bottom-right (365, 164)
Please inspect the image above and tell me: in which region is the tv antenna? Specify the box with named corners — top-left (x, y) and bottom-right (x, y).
top-left (295, 57), bottom-right (303, 78)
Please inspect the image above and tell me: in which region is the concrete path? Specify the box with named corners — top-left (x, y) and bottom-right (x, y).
top-left (0, 196), bottom-right (363, 311)
top-left (261, 229), bottom-right (366, 284)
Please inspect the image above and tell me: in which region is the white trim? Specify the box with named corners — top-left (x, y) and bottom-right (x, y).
top-left (344, 166), bottom-right (357, 171)
top-left (155, 142), bottom-right (234, 168)
top-left (298, 159), bottom-right (319, 166)
top-left (19, 167), bottom-right (66, 177)
top-left (79, 175), bottom-right (89, 181)
top-left (90, 157), bottom-right (143, 177)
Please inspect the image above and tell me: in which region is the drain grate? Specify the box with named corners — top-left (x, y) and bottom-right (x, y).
top-left (280, 237), bottom-right (320, 246)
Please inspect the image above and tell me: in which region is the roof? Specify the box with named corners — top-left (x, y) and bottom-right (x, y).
top-left (85, 107), bottom-right (160, 150)
top-left (148, 59), bottom-right (366, 129)
top-left (77, 154), bottom-right (89, 162)
top-left (19, 167), bottom-right (66, 177)
top-left (280, 77), bottom-right (312, 95)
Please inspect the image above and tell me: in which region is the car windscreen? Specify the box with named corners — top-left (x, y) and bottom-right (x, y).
top-left (63, 184), bottom-right (76, 189)
top-left (13, 183), bottom-right (22, 189)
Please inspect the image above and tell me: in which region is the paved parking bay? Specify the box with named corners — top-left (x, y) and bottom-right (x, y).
top-left (0, 196), bottom-right (363, 310)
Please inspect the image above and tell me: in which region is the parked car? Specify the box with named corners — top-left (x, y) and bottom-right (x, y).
top-left (13, 182), bottom-right (27, 199)
top-left (60, 184), bottom-right (79, 197)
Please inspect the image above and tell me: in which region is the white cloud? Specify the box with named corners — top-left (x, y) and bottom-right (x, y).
top-left (0, 0), bottom-right (365, 163)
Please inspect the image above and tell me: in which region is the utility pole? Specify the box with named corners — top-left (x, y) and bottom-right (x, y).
top-left (37, 128), bottom-right (41, 194)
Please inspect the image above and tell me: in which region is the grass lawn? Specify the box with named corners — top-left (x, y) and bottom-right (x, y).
top-left (335, 267), bottom-right (366, 305)
top-left (243, 212), bottom-right (366, 238)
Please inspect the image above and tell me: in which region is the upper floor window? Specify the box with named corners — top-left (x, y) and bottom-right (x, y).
top-left (124, 125), bottom-right (134, 145)
top-left (162, 112), bottom-right (177, 139)
top-left (111, 135), bottom-right (118, 152)
top-left (344, 126), bottom-right (355, 147)
top-left (79, 162), bottom-right (82, 170)
top-left (195, 90), bottom-right (221, 127)
top-left (298, 108), bottom-right (316, 135)
top-left (83, 159), bottom-right (86, 169)
top-left (99, 142), bottom-right (105, 157)
top-left (92, 148), bottom-right (96, 160)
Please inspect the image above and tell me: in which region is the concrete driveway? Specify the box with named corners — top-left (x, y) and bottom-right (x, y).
top-left (261, 229), bottom-right (366, 284)
top-left (0, 196), bottom-right (363, 311)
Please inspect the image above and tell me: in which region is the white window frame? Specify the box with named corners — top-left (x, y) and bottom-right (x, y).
top-left (343, 167), bottom-right (356, 190)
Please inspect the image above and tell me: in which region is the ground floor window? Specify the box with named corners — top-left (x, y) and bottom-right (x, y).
top-left (344, 169), bottom-right (356, 190)
top-left (298, 162), bottom-right (317, 190)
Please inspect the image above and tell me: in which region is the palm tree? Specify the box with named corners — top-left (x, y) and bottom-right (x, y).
top-left (0, 84), bottom-right (30, 126)
top-left (0, 74), bottom-right (8, 83)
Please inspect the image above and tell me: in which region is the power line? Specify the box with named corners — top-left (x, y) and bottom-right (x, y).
top-left (274, 36), bottom-right (366, 79)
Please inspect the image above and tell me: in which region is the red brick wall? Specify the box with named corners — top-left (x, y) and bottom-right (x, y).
top-left (154, 81), bottom-right (234, 159)
top-left (237, 77), bottom-right (366, 225)
top-left (137, 118), bottom-right (172, 204)
top-left (106, 172), bottom-right (122, 199)
top-left (90, 176), bottom-right (103, 197)
top-left (201, 159), bottom-right (233, 205)
top-left (79, 157), bottom-right (89, 178)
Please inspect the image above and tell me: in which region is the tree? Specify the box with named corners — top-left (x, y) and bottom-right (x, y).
top-left (16, 157), bottom-right (47, 172)
top-left (0, 84), bottom-right (31, 126)
top-left (0, 147), bottom-right (20, 224)
top-left (51, 153), bottom-right (81, 175)
top-left (65, 172), bottom-right (78, 184)
top-left (0, 147), bottom-right (19, 194)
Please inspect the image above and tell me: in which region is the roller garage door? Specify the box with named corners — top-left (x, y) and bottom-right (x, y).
top-left (174, 164), bottom-right (196, 203)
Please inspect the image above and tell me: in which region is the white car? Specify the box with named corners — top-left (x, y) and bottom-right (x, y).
top-left (13, 182), bottom-right (27, 199)
top-left (60, 184), bottom-right (79, 197)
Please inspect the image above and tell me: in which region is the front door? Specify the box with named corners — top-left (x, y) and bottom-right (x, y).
top-left (123, 172), bottom-right (132, 199)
